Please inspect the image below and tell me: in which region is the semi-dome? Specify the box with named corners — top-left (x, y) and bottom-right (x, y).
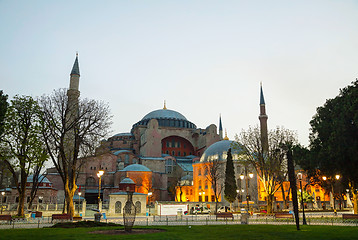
top-left (121, 164), bottom-right (152, 172)
top-left (132, 108), bottom-right (197, 129)
top-left (199, 140), bottom-right (244, 162)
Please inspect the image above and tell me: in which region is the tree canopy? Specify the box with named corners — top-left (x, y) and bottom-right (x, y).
top-left (309, 79), bottom-right (358, 213)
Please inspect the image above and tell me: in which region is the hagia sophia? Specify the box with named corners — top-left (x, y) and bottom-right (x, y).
top-left (1, 55), bottom-right (335, 214)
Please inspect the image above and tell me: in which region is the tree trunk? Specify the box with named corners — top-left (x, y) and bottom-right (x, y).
top-left (266, 194), bottom-right (274, 214)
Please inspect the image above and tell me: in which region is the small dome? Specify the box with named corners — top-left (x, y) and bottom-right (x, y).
top-left (121, 164), bottom-right (152, 172)
top-left (120, 177), bottom-right (135, 184)
top-left (200, 140), bottom-right (244, 162)
top-left (141, 109), bottom-right (187, 121)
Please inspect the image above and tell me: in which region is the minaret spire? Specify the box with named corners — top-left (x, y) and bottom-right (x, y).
top-left (259, 83), bottom-right (269, 152)
top-left (163, 100), bottom-right (167, 110)
top-left (219, 114), bottom-right (223, 140)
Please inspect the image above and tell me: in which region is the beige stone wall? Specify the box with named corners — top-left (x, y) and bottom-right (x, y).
top-left (108, 193), bottom-right (147, 216)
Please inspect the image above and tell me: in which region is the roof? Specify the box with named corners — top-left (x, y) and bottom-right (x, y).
top-left (121, 164), bottom-right (152, 172)
top-left (26, 175), bottom-right (51, 184)
top-left (177, 161), bottom-right (193, 172)
top-left (199, 140), bottom-right (244, 162)
top-left (71, 55), bottom-right (80, 76)
top-left (120, 177), bottom-right (135, 184)
top-left (113, 150), bottom-right (131, 156)
top-left (110, 191), bottom-right (147, 196)
top-left (260, 85), bottom-right (265, 105)
top-left (113, 132), bottom-right (133, 137)
top-left (141, 109), bottom-right (187, 121)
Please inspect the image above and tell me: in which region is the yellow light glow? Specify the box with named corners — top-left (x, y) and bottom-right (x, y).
top-left (322, 176), bottom-right (327, 181)
top-left (240, 175), bottom-right (245, 180)
top-left (249, 173), bottom-right (254, 178)
top-left (335, 175), bottom-right (340, 180)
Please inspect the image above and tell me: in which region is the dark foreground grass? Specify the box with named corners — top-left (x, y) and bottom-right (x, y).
top-left (1, 225), bottom-right (358, 240)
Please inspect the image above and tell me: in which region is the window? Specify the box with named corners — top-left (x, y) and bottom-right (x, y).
top-left (166, 142), bottom-right (169, 147)
top-left (199, 196), bottom-right (202, 202)
top-left (198, 168), bottom-right (201, 176)
top-left (115, 201), bottom-right (122, 213)
top-left (166, 150), bottom-right (169, 154)
top-left (205, 180), bottom-right (208, 189)
top-left (211, 195), bottom-right (215, 202)
top-left (183, 152), bottom-right (187, 156)
top-left (123, 140), bottom-right (127, 144)
top-left (205, 196), bottom-right (208, 202)
top-left (86, 177), bottom-right (96, 186)
top-left (135, 201), bottom-right (141, 213)
top-left (172, 151), bottom-right (175, 156)
top-left (166, 159), bottom-right (174, 173)
top-left (178, 151), bottom-right (181, 156)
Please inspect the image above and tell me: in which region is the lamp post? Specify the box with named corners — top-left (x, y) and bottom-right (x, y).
top-left (97, 170), bottom-right (104, 209)
top-left (323, 174), bottom-right (340, 214)
top-left (78, 192), bottom-right (81, 215)
top-left (297, 173), bottom-right (307, 225)
top-left (148, 192), bottom-right (152, 215)
top-left (1, 192), bottom-right (4, 214)
top-left (240, 170), bottom-right (254, 213)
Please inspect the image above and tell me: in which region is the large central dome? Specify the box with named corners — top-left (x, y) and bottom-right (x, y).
top-left (132, 108), bottom-right (196, 129)
top-left (141, 109), bottom-right (187, 121)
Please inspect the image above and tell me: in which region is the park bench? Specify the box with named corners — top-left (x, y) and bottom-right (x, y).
top-left (72, 216), bottom-right (82, 221)
top-left (215, 212), bottom-right (234, 221)
top-left (0, 215), bottom-right (12, 224)
top-left (31, 211), bottom-right (43, 219)
top-left (342, 214), bottom-right (358, 220)
top-left (51, 214), bottom-right (72, 222)
top-left (274, 213), bottom-right (293, 219)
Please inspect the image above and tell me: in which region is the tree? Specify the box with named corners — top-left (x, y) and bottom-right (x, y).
top-left (205, 158), bottom-right (224, 213)
top-left (235, 126), bottom-right (297, 213)
top-left (1, 95), bottom-right (47, 216)
top-left (27, 166), bottom-right (47, 209)
top-left (224, 148), bottom-right (237, 210)
top-left (39, 89), bottom-right (112, 217)
top-left (309, 79), bottom-right (358, 213)
top-left (0, 90), bottom-right (9, 189)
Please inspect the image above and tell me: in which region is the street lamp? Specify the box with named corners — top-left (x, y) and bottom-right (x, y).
top-left (148, 192), bottom-right (153, 215)
top-left (323, 174), bottom-right (340, 213)
top-left (297, 173), bottom-right (307, 225)
top-left (78, 192), bottom-right (82, 215)
top-left (1, 192), bottom-right (5, 214)
top-left (97, 170), bottom-right (104, 209)
top-left (240, 170), bottom-right (254, 213)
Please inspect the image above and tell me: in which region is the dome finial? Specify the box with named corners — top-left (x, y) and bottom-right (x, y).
top-left (163, 100), bottom-right (167, 110)
top-left (224, 129), bottom-right (229, 140)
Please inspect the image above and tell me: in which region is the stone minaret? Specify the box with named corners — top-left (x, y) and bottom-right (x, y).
top-left (64, 53), bottom-right (80, 162)
top-left (259, 83), bottom-right (269, 152)
top-left (67, 53), bottom-right (80, 102)
top-left (219, 114), bottom-right (223, 140)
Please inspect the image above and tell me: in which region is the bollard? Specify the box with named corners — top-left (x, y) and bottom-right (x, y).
top-left (186, 218), bottom-right (188, 226)
top-left (147, 217), bottom-right (149, 226)
top-left (206, 217), bottom-right (208, 225)
top-left (166, 217), bottom-right (168, 226)
top-left (38, 219), bottom-right (40, 228)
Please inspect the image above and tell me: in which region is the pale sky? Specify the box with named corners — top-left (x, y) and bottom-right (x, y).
top-left (1, 0), bottom-right (358, 146)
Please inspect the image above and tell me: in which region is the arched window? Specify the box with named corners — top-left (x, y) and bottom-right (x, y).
top-left (86, 177), bottom-right (96, 186)
top-left (132, 158), bottom-right (137, 164)
top-left (135, 201), bottom-right (141, 213)
top-left (115, 201), bottom-right (122, 213)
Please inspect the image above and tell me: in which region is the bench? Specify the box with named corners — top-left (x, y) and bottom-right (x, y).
top-left (215, 212), bottom-right (234, 221)
top-left (31, 211), bottom-right (43, 219)
top-left (343, 214), bottom-right (358, 220)
top-left (72, 216), bottom-right (82, 221)
top-left (274, 213), bottom-right (293, 219)
top-left (51, 214), bottom-right (72, 222)
top-left (0, 215), bottom-right (12, 224)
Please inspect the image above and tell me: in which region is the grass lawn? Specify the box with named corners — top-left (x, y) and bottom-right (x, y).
top-left (1, 225), bottom-right (358, 240)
